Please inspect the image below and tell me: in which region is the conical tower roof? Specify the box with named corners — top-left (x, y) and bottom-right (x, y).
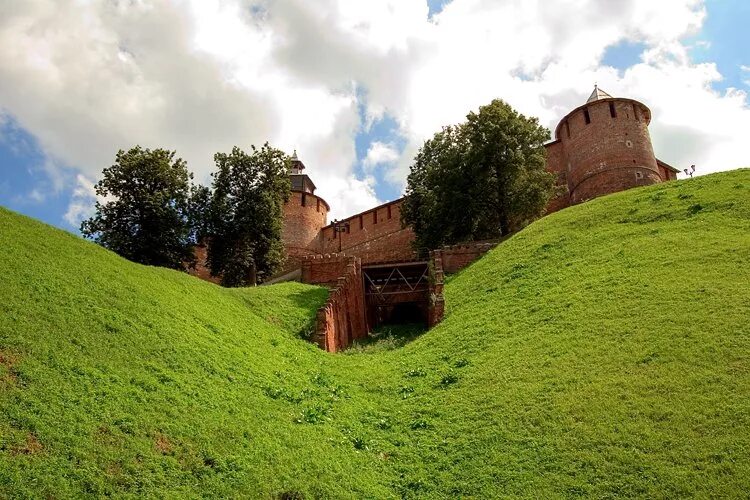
top-left (586, 85), bottom-right (613, 103)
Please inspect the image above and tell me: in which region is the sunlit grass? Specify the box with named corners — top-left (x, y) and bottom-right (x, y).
top-left (1, 169), bottom-right (749, 497)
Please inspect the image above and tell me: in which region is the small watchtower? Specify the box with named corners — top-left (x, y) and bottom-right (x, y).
top-left (553, 86), bottom-right (662, 204)
top-left (290, 150), bottom-right (317, 194)
top-left (281, 151), bottom-right (330, 271)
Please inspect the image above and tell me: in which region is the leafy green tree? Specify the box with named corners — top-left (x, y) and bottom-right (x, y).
top-left (402, 99), bottom-right (555, 252)
top-left (206, 144), bottom-right (290, 287)
top-left (81, 146), bottom-right (198, 270)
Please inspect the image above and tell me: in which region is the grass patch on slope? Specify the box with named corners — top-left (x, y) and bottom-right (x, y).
top-left (0, 209), bottom-right (391, 498)
top-left (1, 169), bottom-right (749, 497)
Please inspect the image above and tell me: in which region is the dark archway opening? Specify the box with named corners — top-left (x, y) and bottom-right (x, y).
top-left (382, 302), bottom-right (426, 326)
top-left (359, 262), bottom-right (431, 351)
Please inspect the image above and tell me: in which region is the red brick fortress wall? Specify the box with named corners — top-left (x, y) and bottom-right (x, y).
top-left (187, 241), bottom-right (221, 284)
top-left (311, 256), bottom-right (368, 352)
top-left (301, 254), bottom-right (351, 286)
top-left (319, 199), bottom-right (417, 264)
top-left (440, 241), bottom-right (498, 274)
top-left (428, 250), bottom-right (445, 328)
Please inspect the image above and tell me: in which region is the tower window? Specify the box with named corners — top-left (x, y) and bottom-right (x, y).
top-left (583, 108), bottom-right (591, 125)
top-left (635, 171), bottom-right (644, 180)
top-left (387, 205), bottom-right (392, 219)
top-left (633, 103), bottom-right (639, 121)
top-left (565, 121), bottom-right (571, 138)
top-left (359, 215), bottom-right (363, 230)
top-left (316, 198), bottom-right (320, 212)
top-left (373, 211), bottom-right (378, 224)
top-left (609, 102), bottom-right (617, 118)
top-left (301, 193), bottom-right (306, 207)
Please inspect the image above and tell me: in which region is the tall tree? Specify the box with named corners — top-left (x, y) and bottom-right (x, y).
top-left (206, 144), bottom-right (290, 287)
top-left (81, 146), bottom-right (197, 270)
top-left (402, 99), bottom-right (555, 252)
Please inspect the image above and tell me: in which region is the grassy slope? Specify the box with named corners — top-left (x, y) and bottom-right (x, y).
top-left (1, 170), bottom-right (749, 497)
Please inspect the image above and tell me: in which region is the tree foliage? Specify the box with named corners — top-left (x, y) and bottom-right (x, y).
top-left (81, 146), bottom-right (199, 270)
top-left (205, 144), bottom-right (290, 287)
top-left (402, 99), bottom-right (555, 252)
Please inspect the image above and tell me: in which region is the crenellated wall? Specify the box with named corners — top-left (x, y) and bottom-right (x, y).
top-left (189, 241), bottom-right (221, 284)
top-left (440, 241), bottom-right (499, 274)
top-left (311, 256), bottom-right (368, 352)
top-left (193, 91), bottom-right (680, 287)
top-left (318, 199), bottom-right (417, 264)
top-left (301, 253), bottom-right (352, 287)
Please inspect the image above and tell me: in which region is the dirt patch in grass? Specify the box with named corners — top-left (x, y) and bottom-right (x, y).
top-left (11, 433), bottom-right (43, 456)
top-left (154, 433), bottom-right (173, 455)
top-left (0, 350), bottom-right (20, 388)
top-left (95, 425), bottom-right (125, 447)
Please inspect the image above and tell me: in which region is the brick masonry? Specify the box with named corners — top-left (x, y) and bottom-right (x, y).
top-left (301, 253), bottom-right (352, 287)
top-left (302, 251), bottom-right (446, 351)
top-left (281, 191), bottom-right (330, 270)
top-left (440, 241), bottom-right (499, 274)
top-left (427, 250), bottom-right (445, 328)
top-left (310, 256), bottom-right (369, 352)
top-left (189, 241), bottom-right (221, 284)
top-left (544, 95), bottom-right (679, 210)
top-left (319, 199), bottom-right (417, 264)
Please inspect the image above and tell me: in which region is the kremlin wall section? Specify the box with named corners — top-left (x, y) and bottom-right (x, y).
top-left (280, 194), bottom-right (416, 272)
top-left (191, 90), bottom-right (681, 284)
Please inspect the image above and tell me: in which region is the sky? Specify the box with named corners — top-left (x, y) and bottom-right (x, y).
top-left (0, 0), bottom-right (748, 232)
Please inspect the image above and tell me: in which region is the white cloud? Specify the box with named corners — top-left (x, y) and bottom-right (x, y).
top-left (742, 65), bottom-right (750, 87)
top-left (363, 141), bottom-right (399, 171)
top-left (63, 174), bottom-right (97, 227)
top-left (28, 188), bottom-right (44, 203)
top-left (0, 0), bottom-right (748, 224)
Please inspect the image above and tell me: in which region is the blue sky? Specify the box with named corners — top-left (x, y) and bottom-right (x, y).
top-left (1, 0), bottom-right (748, 233)
top-left (0, 117), bottom-right (73, 226)
top-left (688, 0), bottom-right (750, 91)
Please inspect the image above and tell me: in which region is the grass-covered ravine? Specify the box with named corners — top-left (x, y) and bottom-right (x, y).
top-left (1, 170), bottom-right (749, 498)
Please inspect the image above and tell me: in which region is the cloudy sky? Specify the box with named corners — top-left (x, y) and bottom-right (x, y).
top-left (0, 0), bottom-right (748, 230)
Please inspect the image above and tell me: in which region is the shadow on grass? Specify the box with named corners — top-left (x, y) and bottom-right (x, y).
top-left (345, 323), bottom-right (427, 354)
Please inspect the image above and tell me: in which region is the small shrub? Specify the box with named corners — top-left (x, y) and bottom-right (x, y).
top-left (276, 491), bottom-right (304, 500)
top-left (439, 372), bottom-right (459, 387)
top-left (295, 405), bottom-right (330, 424)
top-left (687, 204), bottom-right (703, 215)
top-left (410, 419), bottom-right (430, 430)
top-left (311, 372), bottom-right (330, 387)
top-left (399, 386), bottom-right (415, 399)
top-left (351, 436), bottom-right (369, 451)
top-left (375, 418), bottom-right (391, 430)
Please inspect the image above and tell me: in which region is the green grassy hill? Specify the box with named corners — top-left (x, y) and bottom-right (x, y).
top-left (1, 170), bottom-right (749, 498)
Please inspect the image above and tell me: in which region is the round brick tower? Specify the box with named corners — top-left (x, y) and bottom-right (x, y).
top-left (281, 151), bottom-right (329, 268)
top-left (555, 86), bottom-right (661, 204)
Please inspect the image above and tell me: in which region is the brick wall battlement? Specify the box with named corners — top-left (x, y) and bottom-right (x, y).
top-left (313, 257), bottom-right (368, 352)
top-left (440, 240), bottom-right (499, 274)
top-left (301, 253), bottom-right (351, 287)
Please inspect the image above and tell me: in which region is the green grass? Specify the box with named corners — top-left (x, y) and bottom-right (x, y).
top-left (1, 169), bottom-right (750, 498)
